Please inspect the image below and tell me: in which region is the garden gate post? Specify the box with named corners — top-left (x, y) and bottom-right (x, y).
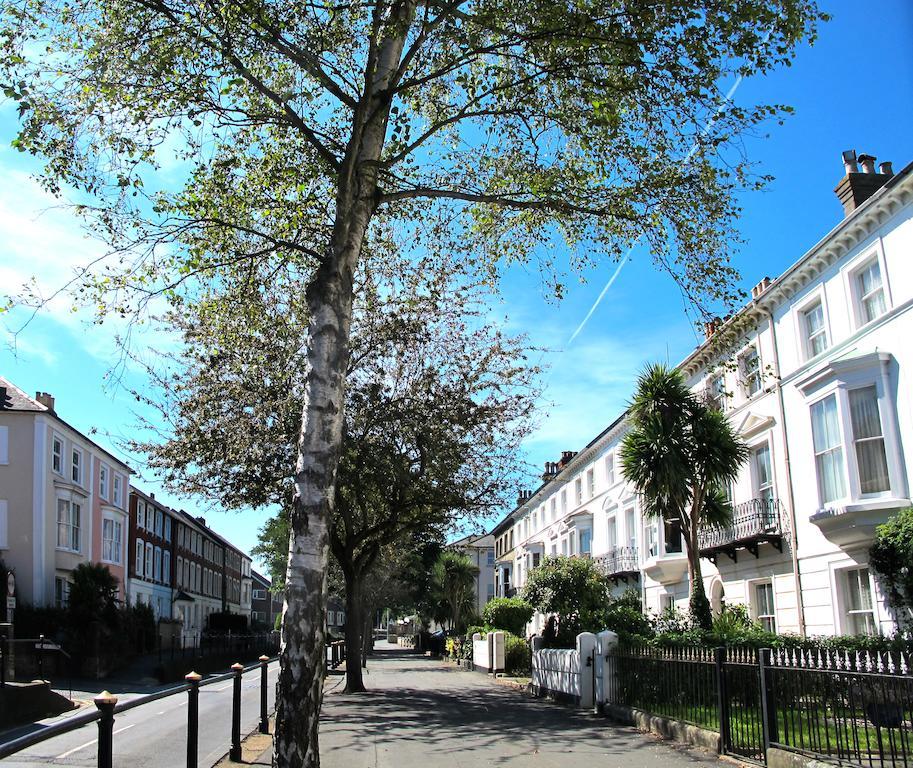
top-left (595, 630), bottom-right (618, 712)
top-left (714, 647), bottom-right (731, 754)
top-left (577, 632), bottom-right (597, 709)
top-left (492, 632), bottom-right (505, 674)
top-left (758, 648), bottom-right (778, 753)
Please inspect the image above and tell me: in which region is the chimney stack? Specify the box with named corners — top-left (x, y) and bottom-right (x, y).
top-left (703, 317), bottom-right (722, 340)
top-left (835, 149), bottom-right (893, 217)
top-left (541, 461), bottom-right (559, 483)
top-left (35, 391), bottom-right (56, 412)
top-left (558, 450), bottom-right (577, 469)
top-left (516, 489), bottom-right (533, 507)
top-left (751, 277), bottom-right (772, 300)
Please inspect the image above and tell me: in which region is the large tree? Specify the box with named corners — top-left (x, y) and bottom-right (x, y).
top-left (619, 364), bottom-right (748, 629)
top-left (129, 255), bottom-right (537, 692)
top-left (2, 2), bottom-right (824, 763)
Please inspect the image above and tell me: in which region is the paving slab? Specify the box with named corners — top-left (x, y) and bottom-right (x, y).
top-left (235, 642), bottom-right (724, 768)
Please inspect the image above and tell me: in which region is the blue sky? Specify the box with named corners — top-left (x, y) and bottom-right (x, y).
top-left (2, 0), bottom-right (912, 568)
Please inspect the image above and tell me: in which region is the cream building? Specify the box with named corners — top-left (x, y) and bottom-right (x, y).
top-left (493, 150), bottom-right (913, 638)
top-left (0, 380), bottom-right (131, 607)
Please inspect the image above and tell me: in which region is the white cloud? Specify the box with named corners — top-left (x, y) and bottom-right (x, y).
top-left (0, 164), bottom-right (179, 366)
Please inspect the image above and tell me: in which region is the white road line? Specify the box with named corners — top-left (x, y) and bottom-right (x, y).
top-left (56, 738), bottom-right (98, 759)
top-left (54, 723), bottom-right (137, 759)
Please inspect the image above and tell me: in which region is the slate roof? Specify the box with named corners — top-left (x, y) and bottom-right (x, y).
top-left (0, 377), bottom-right (46, 412)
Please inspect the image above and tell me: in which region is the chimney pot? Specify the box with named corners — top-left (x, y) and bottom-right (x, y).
top-left (35, 392), bottom-right (56, 412)
top-left (835, 150), bottom-right (893, 216)
top-left (858, 154), bottom-right (877, 174)
top-left (842, 149), bottom-right (858, 174)
top-left (879, 161), bottom-right (894, 177)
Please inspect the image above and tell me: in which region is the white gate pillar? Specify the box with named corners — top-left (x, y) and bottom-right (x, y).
top-left (577, 632), bottom-right (597, 708)
top-left (595, 630), bottom-right (619, 708)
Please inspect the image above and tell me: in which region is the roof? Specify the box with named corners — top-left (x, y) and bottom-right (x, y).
top-left (448, 532), bottom-right (494, 548)
top-left (0, 376), bottom-right (132, 472)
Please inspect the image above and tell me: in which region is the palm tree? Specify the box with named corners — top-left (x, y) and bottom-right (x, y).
top-left (430, 551), bottom-right (479, 632)
top-left (620, 364), bottom-right (748, 629)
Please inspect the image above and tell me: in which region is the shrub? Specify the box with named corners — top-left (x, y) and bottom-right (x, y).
top-left (604, 589), bottom-right (653, 641)
top-left (482, 598), bottom-right (533, 636)
top-left (523, 555), bottom-right (608, 642)
top-left (504, 632), bottom-right (531, 675)
top-left (870, 507), bottom-right (913, 634)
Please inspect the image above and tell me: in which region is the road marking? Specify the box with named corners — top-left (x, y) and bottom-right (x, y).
top-left (55, 723), bottom-right (136, 758)
top-left (57, 738), bottom-right (98, 759)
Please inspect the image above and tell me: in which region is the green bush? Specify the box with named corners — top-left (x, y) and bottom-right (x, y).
top-left (504, 632), bottom-right (531, 675)
top-left (482, 598), bottom-right (533, 636)
top-left (523, 555), bottom-right (608, 643)
top-left (604, 589), bottom-right (653, 641)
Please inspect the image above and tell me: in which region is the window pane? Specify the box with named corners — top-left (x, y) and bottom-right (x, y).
top-left (849, 387), bottom-right (889, 493)
top-left (811, 396), bottom-right (846, 503)
top-left (754, 444), bottom-right (772, 499)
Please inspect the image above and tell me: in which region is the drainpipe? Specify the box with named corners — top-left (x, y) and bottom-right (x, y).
top-left (762, 306), bottom-right (807, 637)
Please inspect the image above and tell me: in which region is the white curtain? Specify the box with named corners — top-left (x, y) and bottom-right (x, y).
top-left (811, 395), bottom-right (845, 503)
top-left (850, 386), bottom-right (889, 493)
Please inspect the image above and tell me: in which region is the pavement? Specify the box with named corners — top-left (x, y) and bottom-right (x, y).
top-left (0, 659), bottom-right (279, 767)
top-left (224, 641), bottom-right (723, 768)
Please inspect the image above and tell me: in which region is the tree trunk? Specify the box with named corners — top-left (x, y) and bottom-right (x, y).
top-left (343, 572), bottom-right (366, 692)
top-left (273, 5), bottom-right (417, 764)
top-left (273, 252), bottom-right (359, 768)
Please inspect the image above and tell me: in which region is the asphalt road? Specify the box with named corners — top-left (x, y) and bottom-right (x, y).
top-left (1, 660), bottom-right (279, 767)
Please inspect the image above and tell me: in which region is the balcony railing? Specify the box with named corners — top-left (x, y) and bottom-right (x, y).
top-left (698, 498), bottom-right (784, 563)
top-left (595, 546), bottom-right (640, 582)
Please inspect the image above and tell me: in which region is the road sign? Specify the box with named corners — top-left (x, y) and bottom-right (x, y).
top-left (5, 597), bottom-right (14, 611)
top-left (6, 572), bottom-right (13, 597)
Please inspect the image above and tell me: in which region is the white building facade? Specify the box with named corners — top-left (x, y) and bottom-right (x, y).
top-left (495, 152), bottom-right (913, 638)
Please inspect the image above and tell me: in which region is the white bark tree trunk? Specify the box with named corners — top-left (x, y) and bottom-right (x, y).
top-left (273, 5), bottom-right (417, 765)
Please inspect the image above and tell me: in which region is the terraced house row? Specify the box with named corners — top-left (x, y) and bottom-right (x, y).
top-left (0, 381), bottom-right (259, 644)
top-left (493, 151), bottom-right (913, 638)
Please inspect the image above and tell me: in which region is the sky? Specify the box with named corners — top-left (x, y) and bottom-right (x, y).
top-left (1, 0), bottom-right (912, 570)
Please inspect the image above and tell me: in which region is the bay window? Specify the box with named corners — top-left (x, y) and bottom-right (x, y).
top-left (811, 394), bottom-right (846, 504)
top-left (56, 499), bottom-right (81, 551)
top-left (102, 516), bottom-right (122, 563)
top-left (848, 386), bottom-right (889, 493)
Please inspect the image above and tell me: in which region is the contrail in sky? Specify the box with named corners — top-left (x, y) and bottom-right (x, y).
top-left (566, 67), bottom-right (752, 346)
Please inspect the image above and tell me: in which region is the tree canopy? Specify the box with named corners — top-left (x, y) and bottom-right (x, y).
top-left (1, 1), bottom-right (825, 762)
top-left (620, 363), bottom-right (748, 628)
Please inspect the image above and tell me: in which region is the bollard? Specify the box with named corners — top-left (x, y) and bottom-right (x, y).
top-left (94, 691), bottom-right (117, 768)
top-left (37, 634), bottom-right (44, 681)
top-left (185, 671), bottom-right (202, 768)
top-left (230, 663), bottom-right (244, 761)
top-left (258, 655), bottom-right (270, 734)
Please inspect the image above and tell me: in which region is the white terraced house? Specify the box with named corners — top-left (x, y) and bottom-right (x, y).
top-left (492, 150), bottom-right (913, 638)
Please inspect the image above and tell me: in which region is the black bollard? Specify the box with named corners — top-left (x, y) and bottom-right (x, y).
top-left (94, 691), bottom-right (117, 768)
top-left (185, 671), bottom-right (202, 768)
top-left (229, 663), bottom-right (244, 761)
top-left (258, 655), bottom-right (270, 734)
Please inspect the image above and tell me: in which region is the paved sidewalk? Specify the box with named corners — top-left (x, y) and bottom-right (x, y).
top-left (226, 642), bottom-right (722, 768)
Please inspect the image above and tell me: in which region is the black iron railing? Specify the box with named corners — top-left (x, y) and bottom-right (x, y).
top-left (699, 498), bottom-right (783, 552)
top-left (605, 644), bottom-right (913, 767)
top-left (594, 547), bottom-right (639, 578)
top-left (0, 654), bottom-right (277, 766)
top-left (767, 648), bottom-right (913, 767)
